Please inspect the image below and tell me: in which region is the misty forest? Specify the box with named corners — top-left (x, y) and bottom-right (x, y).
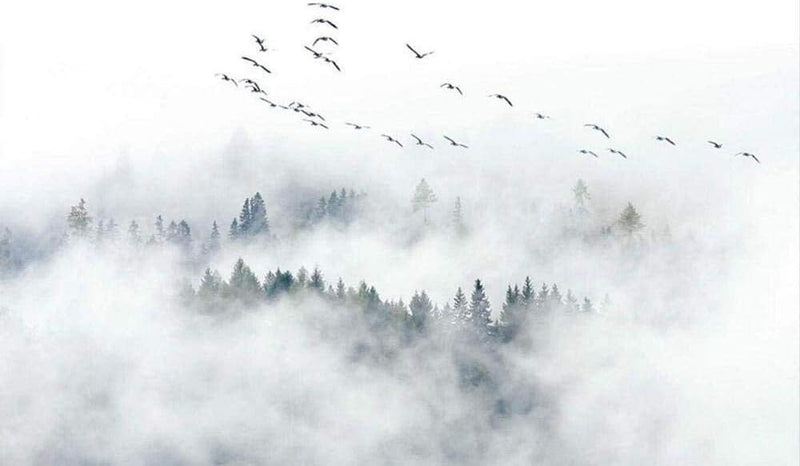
top-left (1, 0), bottom-right (798, 465)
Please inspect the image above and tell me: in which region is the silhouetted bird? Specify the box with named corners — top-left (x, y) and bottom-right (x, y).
top-left (489, 94), bottom-right (513, 107)
top-left (578, 149), bottom-right (599, 158)
top-left (584, 124), bottom-right (610, 138)
top-left (346, 122), bottom-right (370, 130)
top-left (313, 36), bottom-right (339, 46)
top-left (311, 18), bottom-right (338, 29)
top-left (736, 152), bottom-right (760, 163)
top-left (242, 56), bottom-right (271, 74)
top-left (304, 46), bottom-right (325, 59)
top-left (443, 135), bottom-right (468, 148)
top-left (252, 35), bottom-right (268, 52)
top-left (708, 140), bottom-right (723, 149)
top-left (607, 148), bottom-right (628, 159)
top-left (406, 43), bottom-right (434, 59)
top-left (381, 134), bottom-right (403, 147)
top-left (308, 2), bottom-right (340, 10)
top-left (411, 134), bottom-right (434, 149)
top-left (533, 113), bottom-right (551, 120)
top-left (301, 109), bottom-right (326, 120)
top-left (215, 74), bottom-right (238, 86)
top-left (655, 136), bottom-right (676, 146)
top-left (303, 119), bottom-right (329, 129)
top-left (321, 56), bottom-right (341, 71)
top-left (440, 83), bottom-right (463, 95)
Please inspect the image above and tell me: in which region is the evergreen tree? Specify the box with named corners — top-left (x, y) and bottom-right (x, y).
top-left (154, 215), bottom-right (165, 242)
top-left (565, 289), bottom-right (579, 312)
top-left (453, 286), bottom-right (468, 326)
top-left (409, 290), bottom-right (433, 332)
top-left (411, 178), bottom-right (437, 224)
top-left (549, 283), bottom-right (563, 312)
top-left (500, 284), bottom-right (524, 339)
top-left (208, 221), bottom-right (221, 252)
top-left (198, 268), bottom-right (222, 297)
top-left (582, 297), bottom-right (595, 313)
top-left (328, 191), bottom-right (340, 218)
top-left (238, 198), bottom-right (252, 233)
top-left (309, 267), bottom-right (325, 292)
top-left (521, 276), bottom-right (535, 310)
top-left (469, 279), bottom-right (492, 332)
top-left (296, 266), bottom-right (309, 288)
top-left (229, 218), bottom-right (239, 240)
top-left (335, 277), bottom-right (346, 301)
top-left (229, 258), bottom-right (261, 300)
top-left (315, 196), bottom-right (328, 221)
top-left (573, 179), bottom-right (590, 209)
top-left (248, 192), bottom-right (269, 235)
top-left (128, 220), bottom-right (141, 245)
top-left (537, 283), bottom-right (550, 311)
top-left (452, 196), bottom-right (467, 236)
top-left (166, 221), bottom-right (179, 243)
top-left (177, 220), bottom-right (191, 247)
top-left (618, 202), bottom-right (644, 235)
top-left (67, 198), bottom-right (92, 238)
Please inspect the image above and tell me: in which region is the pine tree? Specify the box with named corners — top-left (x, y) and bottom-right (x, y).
top-left (573, 179), bottom-right (590, 209)
top-left (521, 276), bottom-right (535, 310)
top-left (229, 258), bottom-right (261, 299)
top-left (549, 283), bottom-right (563, 312)
top-left (315, 196), bottom-right (328, 221)
top-left (452, 196), bottom-right (467, 236)
top-left (238, 198), bottom-right (252, 234)
top-left (469, 279), bottom-right (492, 332)
top-left (67, 198), bottom-right (92, 238)
top-left (411, 178), bottom-right (437, 224)
top-left (128, 220), bottom-right (141, 245)
top-left (335, 277), bottom-right (346, 301)
top-left (248, 192), bottom-right (269, 235)
top-left (565, 289), bottom-right (579, 312)
top-left (229, 218), bottom-right (239, 240)
top-left (177, 220), bottom-right (191, 247)
top-left (500, 284), bottom-right (523, 339)
top-left (618, 202), bottom-right (644, 235)
top-left (309, 267), bottom-right (325, 292)
top-left (296, 266), bottom-right (309, 288)
top-left (582, 297), bottom-right (595, 313)
top-left (208, 221), bottom-right (221, 252)
top-left (452, 286), bottom-right (468, 326)
top-left (409, 290), bottom-right (433, 332)
top-left (328, 191), bottom-right (340, 219)
top-left (537, 283), bottom-right (550, 311)
top-left (198, 268), bottom-right (222, 297)
top-left (154, 215), bottom-right (165, 242)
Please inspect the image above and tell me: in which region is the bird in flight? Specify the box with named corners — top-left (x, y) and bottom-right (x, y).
top-left (707, 140), bottom-right (723, 149)
top-left (301, 109), bottom-right (326, 121)
top-left (346, 122), bottom-right (370, 130)
top-left (489, 94), bottom-right (513, 107)
top-left (215, 73), bottom-right (238, 86)
top-left (303, 119), bottom-right (329, 129)
top-left (242, 81), bottom-right (264, 94)
top-left (313, 36), bottom-right (339, 46)
top-left (242, 56), bottom-right (271, 74)
top-left (289, 101), bottom-right (310, 110)
top-left (655, 136), bottom-right (676, 146)
top-left (607, 148), bottom-right (628, 159)
top-left (251, 35), bottom-right (270, 52)
top-left (321, 56), bottom-right (341, 71)
top-left (304, 46), bottom-right (326, 59)
top-left (533, 113), bottom-right (551, 120)
top-left (308, 2), bottom-right (340, 10)
top-left (381, 134), bottom-right (403, 147)
top-left (311, 18), bottom-right (338, 29)
top-left (411, 134), bottom-right (434, 149)
top-left (443, 135), bottom-right (468, 148)
top-left (736, 152), bottom-right (760, 163)
top-left (406, 43), bottom-right (434, 59)
top-left (259, 97), bottom-right (280, 108)
top-left (584, 124), bottom-right (610, 138)
top-left (578, 149), bottom-right (599, 158)
top-left (440, 83), bottom-right (463, 95)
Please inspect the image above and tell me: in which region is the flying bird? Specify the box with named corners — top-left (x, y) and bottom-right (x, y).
top-left (215, 74), bottom-right (238, 86)
top-left (311, 18), bottom-right (338, 29)
top-left (406, 43), bottom-right (434, 59)
top-left (381, 134), bottom-right (403, 147)
top-left (584, 124), bottom-right (610, 138)
top-left (242, 56), bottom-right (271, 74)
top-left (303, 119), bottom-right (329, 129)
top-left (578, 149), bottom-right (599, 158)
top-left (533, 113), bottom-right (551, 120)
top-left (259, 97), bottom-right (279, 108)
top-left (251, 34), bottom-right (269, 52)
top-left (607, 148), bottom-right (628, 159)
top-left (655, 136), bottom-right (676, 146)
top-left (489, 94), bottom-right (513, 107)
top-left (440, 83), bottom-right (463, 95)
top-left (411, 134), bottom-right (433, 149)
top-left (321, 56), bottom-right (341, 71)
top-left (736, 152), bottom-right (760, 163)
top-left (345, 122), bottom-right (370, 130)
top-left (304, 45), bottom-right (326, 59)
top-left (443, 135), bottom-right (468, 148)
top-left (707, 140), bottom-right (723, 149)
top-left (301, 109), bottom-right (326, 120)
top-left (308, 2), bottom-right (340, 10)
top-left (313, 36), bottom-right (339, 46)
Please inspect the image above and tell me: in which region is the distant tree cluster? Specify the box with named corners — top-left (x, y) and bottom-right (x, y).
top-left (184, 259), bottom-right (604, 345)
top-left (229, 192), bottom-right (270, 241)
top-left (305, 188), bottom-right (366, 227)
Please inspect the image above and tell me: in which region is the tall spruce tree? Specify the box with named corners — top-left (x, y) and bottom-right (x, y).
top-left (67, 199), bottom-right (92, 238)
top-left (618, 202), bottom-right (644, 235)
top-left (412, 178), bottom-right (437, 224)
top-left (409, 290), bottom-right (433, 332)
top-left (469, 279), bottom-right (492, 331)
